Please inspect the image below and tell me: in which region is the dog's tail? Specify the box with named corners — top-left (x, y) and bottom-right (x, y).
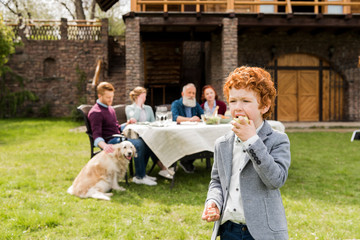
top-left (67, 185), bottom-right (74, 195)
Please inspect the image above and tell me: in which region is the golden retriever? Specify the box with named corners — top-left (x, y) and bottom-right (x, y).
top-left (67, 141), bottom-right (136, 201)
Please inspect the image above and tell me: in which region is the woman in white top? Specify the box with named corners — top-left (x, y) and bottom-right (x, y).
top-left (126, 87), bottom-right (174, 180)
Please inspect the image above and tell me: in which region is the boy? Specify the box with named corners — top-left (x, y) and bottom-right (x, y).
top-left (202, 66), bottom-right (291, 240)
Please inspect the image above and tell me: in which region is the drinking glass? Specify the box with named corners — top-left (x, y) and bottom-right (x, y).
top-left (156, 106), bottom-right (168, 123)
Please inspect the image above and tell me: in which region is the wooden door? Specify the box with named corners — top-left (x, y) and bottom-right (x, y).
top-left (298, 70), bottom-right (319, 121)
top-left (277, 70), bottom-right (319, 121)
top-left (277, 70), bottom-right (298, 121)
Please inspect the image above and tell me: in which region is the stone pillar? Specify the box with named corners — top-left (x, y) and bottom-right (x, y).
top-left (222, 17), bottom-right (238, 84)
top-left (101, 18), bottom-right (108, 43)
top-left (210, 33), bottom-right (223, 99)
top-left (60, 18), bottom-right (67, 41)
top-left (101, 18), bottom-right (109, 78)
top-left (125, 17), bottom-right (142, 105)
top-left (344, 68), bottom-right (360, 121)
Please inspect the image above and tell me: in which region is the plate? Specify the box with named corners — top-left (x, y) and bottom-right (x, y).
top-left (136, 121), bottom-right (150, 125)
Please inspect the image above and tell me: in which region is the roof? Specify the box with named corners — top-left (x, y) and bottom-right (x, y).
top-left (96, 0), bottom-right (119, 11)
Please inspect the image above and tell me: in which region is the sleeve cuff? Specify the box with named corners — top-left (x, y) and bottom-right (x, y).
top-left (94, 137), bottom-right (105, 147)
top-left (206, 199), bottom-right (221, 210)
top-left (244, 134), bottom-right (259, 148)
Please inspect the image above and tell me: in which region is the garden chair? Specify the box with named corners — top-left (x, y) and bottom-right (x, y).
top-left (351, 130), bottom-right (360, 142)
top-left (113, 104), bottom-right (127, 124)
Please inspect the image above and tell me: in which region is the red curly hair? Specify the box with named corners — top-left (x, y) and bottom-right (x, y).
top-left (223, 66), bottom-right (276, 119)
top-left (201, 85), bottom-right (218, 103)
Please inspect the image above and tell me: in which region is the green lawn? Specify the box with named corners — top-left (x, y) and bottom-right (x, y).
top-left (0, 119), bottom-right (359, 239)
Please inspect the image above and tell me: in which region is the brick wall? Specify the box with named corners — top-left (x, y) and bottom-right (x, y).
top-left (6, 40), bottom-right (107, 117)
top-left (3, 18), bottom-right (127, 117)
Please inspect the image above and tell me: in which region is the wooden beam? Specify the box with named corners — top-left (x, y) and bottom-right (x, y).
top-left (92, 59), bottom-right (102, 87)
top-left (285, 0), bottom-right (292, 13)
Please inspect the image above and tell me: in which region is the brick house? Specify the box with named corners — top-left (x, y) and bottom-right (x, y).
top-left (120, 0), bottom-right (360, 122)
top-left (3, 0), bottom-right (360, 121)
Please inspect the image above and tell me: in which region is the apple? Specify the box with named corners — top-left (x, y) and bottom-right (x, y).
top-left (234, 116), bottom-right (249, 124)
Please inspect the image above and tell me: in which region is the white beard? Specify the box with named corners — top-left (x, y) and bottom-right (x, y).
top-left (183, 97), bottom-right (196, 107)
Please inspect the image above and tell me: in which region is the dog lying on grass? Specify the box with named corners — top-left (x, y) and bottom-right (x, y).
top-left (67, 141), bottom-right (136, 201)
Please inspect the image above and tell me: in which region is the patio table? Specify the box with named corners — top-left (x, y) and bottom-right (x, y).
top-left (123, 122), bottom-right (232, 169)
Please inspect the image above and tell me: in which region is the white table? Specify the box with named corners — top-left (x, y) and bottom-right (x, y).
top-left (123, 122), bottom-right (233, 168)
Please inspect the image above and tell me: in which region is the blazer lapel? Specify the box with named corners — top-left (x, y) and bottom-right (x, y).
top-left (257, 120), bottom-right (273, 142)
top-left (219, 132), bottom-right (235, 187)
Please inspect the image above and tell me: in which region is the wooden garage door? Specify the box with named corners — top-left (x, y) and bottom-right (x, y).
top-left (278, 70), bottom-right (319, 121)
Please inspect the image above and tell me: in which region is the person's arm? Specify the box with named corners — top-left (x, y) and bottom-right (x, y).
top-left (195, 103), bottom-right (204, 118)
top-left (171, 100), bottom-right (181, 122)
top-left (246, 132), bottom-right (291, 189)
top-left (175, 115), bottom-right (200, 123)
top-left (98, 140), bottom-right (114, 153)
top-left (89, 111), bottom-right (114, 153)
top-left (125, 104), bottom-right (137, 124)
top-left (146, 105), bottom-right (155, 122)
top-left (89, 111), bottom-right (103, 146)
top-left (205, 139), bottom-right (224, 214)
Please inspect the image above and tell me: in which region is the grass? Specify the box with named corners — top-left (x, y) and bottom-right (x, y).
top-left (0, 119), bottom-right (359, 239)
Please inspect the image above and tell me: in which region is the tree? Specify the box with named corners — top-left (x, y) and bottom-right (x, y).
top-left (1, 0), bottom-right (126, 35)
top-left (0, 0), bottom-right (97, 20)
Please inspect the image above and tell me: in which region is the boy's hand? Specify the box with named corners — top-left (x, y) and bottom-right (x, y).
top-left (231, 117), bottom-right (256, 142)
top-left (202, 202), bottom-right (220, 222)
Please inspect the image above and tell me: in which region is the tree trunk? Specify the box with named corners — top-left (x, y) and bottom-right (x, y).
top-left (74, 0), bottom-right (86, 20)
top-left (90, 0), bottom-right (96, 19)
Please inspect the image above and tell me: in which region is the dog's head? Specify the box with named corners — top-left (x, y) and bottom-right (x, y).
top-left (113, 141), bottom-right (137, 161)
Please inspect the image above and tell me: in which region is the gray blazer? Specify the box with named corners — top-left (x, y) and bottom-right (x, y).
top-left (206, 121), bottom-right (291, 240)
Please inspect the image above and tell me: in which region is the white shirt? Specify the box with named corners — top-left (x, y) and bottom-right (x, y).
top-left (220, 122), bottom-right (264, 224)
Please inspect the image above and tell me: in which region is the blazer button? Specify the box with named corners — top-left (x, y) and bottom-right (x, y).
top-left (249, 149), bottom-right (254, 153)
top-left (254, 157), bottom-right (259, 161)
top-left (256, 160), bottom-right (261, 165)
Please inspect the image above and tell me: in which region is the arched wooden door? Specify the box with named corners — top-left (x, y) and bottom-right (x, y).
top-left (269, 53), bottom-right (345, 122)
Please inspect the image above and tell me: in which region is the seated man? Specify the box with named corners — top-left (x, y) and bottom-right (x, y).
top-left (88, 82), bottom-right (157, 186)
top-left (171, 83), bottom-right (204, 173)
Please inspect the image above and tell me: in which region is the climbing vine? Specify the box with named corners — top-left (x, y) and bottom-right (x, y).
top-left (0, 16), bottom-right (38, 118)
top-left (0, 69), bottom-right (38, 118)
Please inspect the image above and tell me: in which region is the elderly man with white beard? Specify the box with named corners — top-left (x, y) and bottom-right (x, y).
top-left (171, 83), bottom-right (204, 173)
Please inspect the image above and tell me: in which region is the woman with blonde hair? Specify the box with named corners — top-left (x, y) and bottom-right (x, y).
top-left (125, 87), bottom-right (174, 180)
